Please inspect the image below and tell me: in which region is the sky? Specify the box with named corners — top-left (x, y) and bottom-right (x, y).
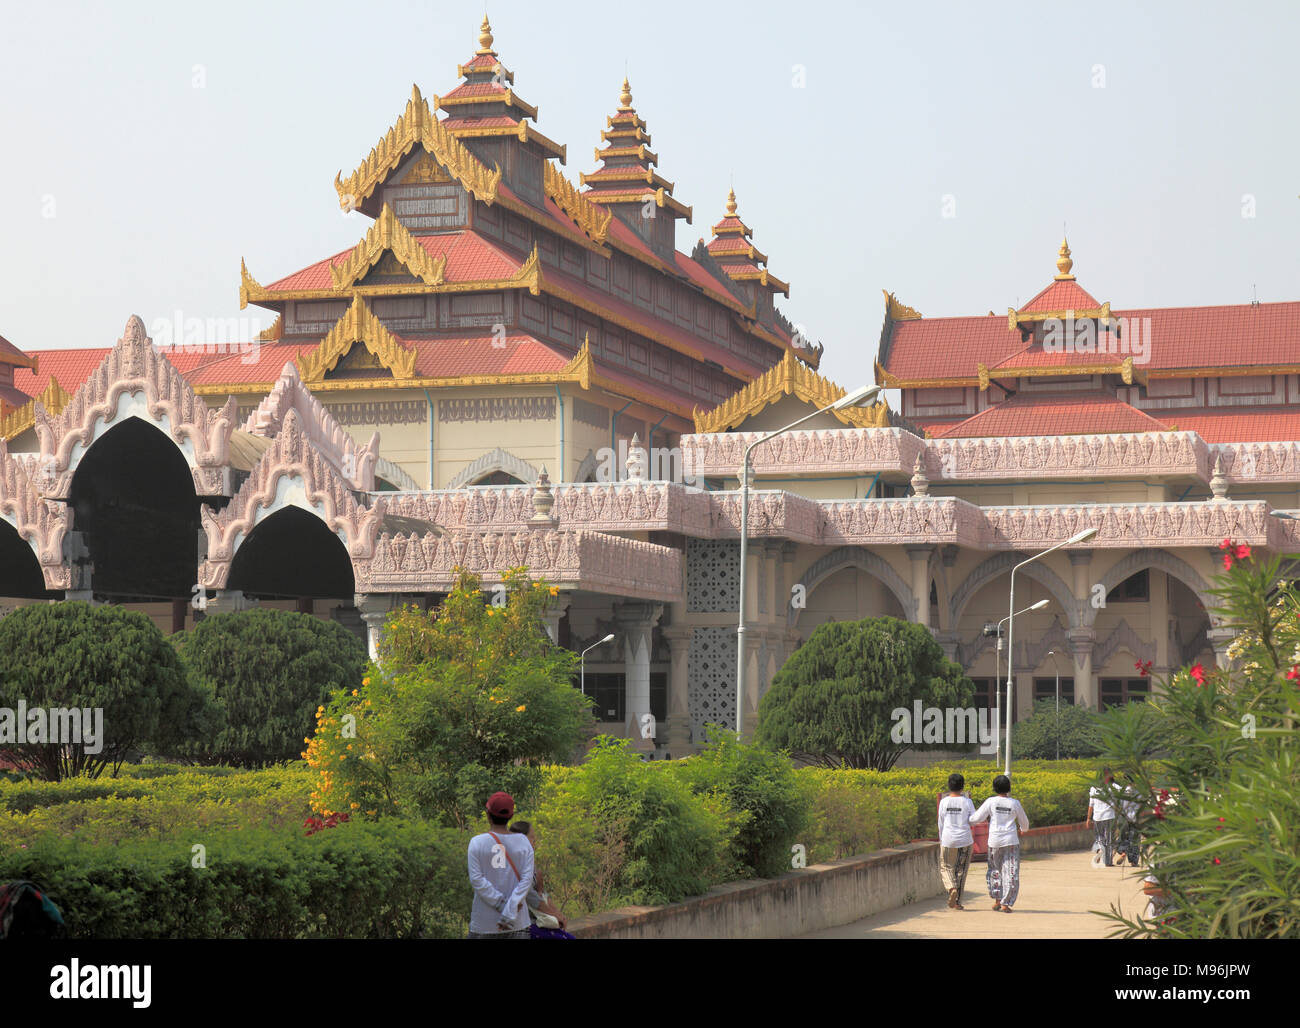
top-left (0, 0), bottom-right (1297, 395)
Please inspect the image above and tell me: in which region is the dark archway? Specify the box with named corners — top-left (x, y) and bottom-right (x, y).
top-left (68, 417), bottom-right (201, 600)
top-left (0, 520), bottom-right (54, 598)
top-left (228, 506), bottom-right (354, 599)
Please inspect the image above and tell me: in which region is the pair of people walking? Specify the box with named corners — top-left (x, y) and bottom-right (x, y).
top-left (465, 791), bottom-right (570, 939)
top-left (938, 773), bottom-right (1029, 912)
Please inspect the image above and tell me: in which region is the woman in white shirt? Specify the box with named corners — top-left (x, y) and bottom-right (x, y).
top-left (937, 772), bottom-right (976, 909)
top-left (970, 774), bottom-right (1030, 912)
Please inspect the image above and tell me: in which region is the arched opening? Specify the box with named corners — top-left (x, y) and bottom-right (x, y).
top-left (0, 520), bottom-right (54, 599)
top-left (469, 470), bottom-right (525, 486)
top-left (798, 565), bottom-right (907, 632)
top-left (228, 506), bottom-right (355, 599)
top-left (68, 417), bottom-right (201, 600)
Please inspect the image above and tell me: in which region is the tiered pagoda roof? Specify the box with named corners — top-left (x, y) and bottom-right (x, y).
top-left (704, 189), bottom-right (789, 298)
top-left (579, 78), bottom-right (691, 223)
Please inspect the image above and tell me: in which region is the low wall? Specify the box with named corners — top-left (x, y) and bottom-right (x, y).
top-left (569, 822), bottom-right (1092, 939)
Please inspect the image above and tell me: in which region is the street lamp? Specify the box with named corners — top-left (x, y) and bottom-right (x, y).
top-left (985, 598), bottom-right (1049, 763)
top-left (1046, 649), bottom-right (1061, 761)
top-left (736, 384), bottom-right (883, 733)
top-left (580, 634), bottom-right (616, 699)
top-left (1005, 527), bottom-right (1097, 776)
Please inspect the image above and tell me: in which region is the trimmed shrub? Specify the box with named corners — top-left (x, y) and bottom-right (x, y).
top-left (174, 609), bottom-right (366, 768)
top-left (1010, 698), bottom-right (1102, 759)
top-left (0, 602), bottom-right (202, 780)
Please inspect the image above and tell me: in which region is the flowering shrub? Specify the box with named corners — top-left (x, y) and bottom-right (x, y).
top-left (305, 567), bottom-right (592, 827)
top-left (1099, 542), bottom-right (1300, 938)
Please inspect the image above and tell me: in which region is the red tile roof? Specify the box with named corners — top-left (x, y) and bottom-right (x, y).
top-left (403, 334), bottom-right (570, 378)
top-left (440, 82), bottom-right (510, 101)
top-left (935, 392), bottom-right (1172, 439)
top-left (16, 348), bottom-right (111, 398)
top-left (0, 335), bottom-right (37, 368)
top-left (988, 340), bottom-right (1127, 372)
top-left (1019, 279), bottom-right (1104, 313)
top-left (442, 116), bottom-right (521, 130)
top-left (1163, 407), bottom-right (1300, 444)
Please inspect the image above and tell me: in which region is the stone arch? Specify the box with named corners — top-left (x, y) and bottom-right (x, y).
top-left (374, 456), bottom-right (421, 491)
top-left (949, 551), bottom-right (1081, 630)
top-left (1091, 548), bottom-right (1217, 627)
top-left (446, 448), bottom-right (539, 489)
top-left (575, 449), bottom-right (599, 484)
top-left (227, 506), bottom-right (355, 598)
top-left (1093, 618), bottom-right (1156, 670)
top-left (788, 546), bottom-right (915, 630)
top-left (0, 517), bottom-right (54, 598)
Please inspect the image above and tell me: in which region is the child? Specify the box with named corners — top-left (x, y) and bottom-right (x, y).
top-left (970, 774), bottom-right (1029, 912)
top-left (937, 772), bottom-right (976, 909)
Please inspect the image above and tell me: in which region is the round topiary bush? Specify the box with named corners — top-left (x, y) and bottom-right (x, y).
top-left (174, 609), bottom-right (366, 768)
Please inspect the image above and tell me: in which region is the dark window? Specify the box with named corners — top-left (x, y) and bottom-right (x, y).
top-left (968, 677), bottom-right (997, 710)
top-left (580, 671), bottom-right (669, 725)
top-left (649, 672), bottom-right (667, 724)
top-left (1034, 676), bottom-right (1075, 704)
top-left (1100, 678), bottom-right (1149, 709)
top-left (1106, 569), bottom-right (1149, 603)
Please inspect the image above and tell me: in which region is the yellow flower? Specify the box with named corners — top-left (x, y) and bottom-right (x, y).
top-left (516, 705), bottom-right (526, 713)
top-left (362, 677), bottom-right (370, 686)
top-left (350, 802), bottom-right (360, 810)
top-left (351, 689), bottom-right (359, 696)
top-left (548, 586), bottom-right (559, 596)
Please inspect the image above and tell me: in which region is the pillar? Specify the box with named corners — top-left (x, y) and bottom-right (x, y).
top-left (614, 601), bottom-right (663, 745)
top-left (662, 625), bottom-right (693, 754)
top-left (1149, 569), bottom-right (1169, 672)
top-left (1207, 626), bottom-right (1236, 670)
top-left (541, 593), bottom-right (572, 644)
top-left (906, 545), bottom-right (935, 628)
top-left (1068, 627), bottom-right (1097, 710)
top-left (207, 589), bottom-right (257, 616)
top-left (355, 593), bottom-right (395, 662)
top-left (741, 633), bottom-right (762, 738)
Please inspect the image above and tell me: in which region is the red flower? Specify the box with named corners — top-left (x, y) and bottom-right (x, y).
top-left (1235, 544), bottom-right (1251, 561)
top-left (1223, 553), bottom-right (1234, 571)
top-left (1287, 667), bottom-right (1300, 682)
top-left (1190, 663), bottom-right (1206, 686)
top-left (1135, 659), bottom-right (1153, 677)
top-left (1212, 857), bottom-right (1221, 865)
top-left (1219, 539), bottom-right (1233, 551)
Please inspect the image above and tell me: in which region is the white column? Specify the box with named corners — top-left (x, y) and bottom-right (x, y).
top-left (615, 601), bottom-right (663, 746)
top-left (355, 593), bottom-right (395, 662)
top-left (906, 545), bottom-right (934, 627)
top-left (662, 624), bottom-right (693, 754)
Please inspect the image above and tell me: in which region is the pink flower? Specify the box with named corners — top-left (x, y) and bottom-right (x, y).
top-left (1190, 663), bottom-right (1206, 686)
top-left (1212, 857), bottom-right (1221, 865)
top-left (1135, 659), bottom-right (1153, 677)
top-left (1287, 667), bottom-right (1300, 683)
top-left (1235, 544), bottom-right (1251, 561)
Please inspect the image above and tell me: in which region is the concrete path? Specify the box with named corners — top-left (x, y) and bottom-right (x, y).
top-left (799, 849), bottom-right (1149, 939)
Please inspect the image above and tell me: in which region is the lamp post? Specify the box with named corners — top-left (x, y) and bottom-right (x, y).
top-left (1005, 527), bottom-right (1097, 776)
top-left (1046, 649), bottom-right (1061, 761)
top-left (986, 598), bottom-right (1048, 764)
top-left (736, 384), bottom-right (882, 734)
top-left (580, 633), bottom-right (616, 699)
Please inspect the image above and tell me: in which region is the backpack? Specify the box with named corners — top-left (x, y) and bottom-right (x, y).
top-left (0, 880), bottom-right (67, 939)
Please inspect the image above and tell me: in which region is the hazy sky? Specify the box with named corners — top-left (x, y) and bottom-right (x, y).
top-left (1, 0), bottom-right (1296, 395)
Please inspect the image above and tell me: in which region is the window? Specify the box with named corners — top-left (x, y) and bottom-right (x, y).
top-left (1033, 677), bottom-right (1075, 704)
top-left (1100, 678), bottom-right (1149, 709)
top-left (968, 677), bottom-right (997, 710)
top-left (579, 671), bottom-right (668, 725)
top-left (1106, 569), bottom-right (1149, 603)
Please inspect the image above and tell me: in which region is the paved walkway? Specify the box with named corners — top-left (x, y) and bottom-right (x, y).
top-left (800, 849), bottom-right (1149, 939)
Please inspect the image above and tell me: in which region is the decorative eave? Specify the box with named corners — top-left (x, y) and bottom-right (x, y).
top-left (977, 356), bottom-right (1141, 390)
top-left (258, 314), bottom-right (284, 342)
top-left (583, 187), bottom-right (692, 222)
top-left (594, 144), bottom-right (657, 164)
top-left (0, 376), bottom-right (72, 441)
top-left (875, 359), bottom-right (976, 390)
top-left (579, 167), bottom-right (675, 192)
top-left (433, 87), bottom-right (539, 122)
top-left (297, 297), bottom-right (418, 382)
top-left (1008, 301), bottom-right (1114, 332)
top-left (334, 85), bottom-right (503, 213)
top-left (329, 204), bottom-right (447, 289)
top-left (601, 125), bottom-right (651, 145)
top-left (722, 268), bottom-right (790, 298)
top-left (544, 162), bottom-right (612, 244)
top-left (446, 120), bottom-right (566, 162)
top-left (884, 290), bottom-right (923, 322)
top-left (694, 349), bottom-right (890, 433)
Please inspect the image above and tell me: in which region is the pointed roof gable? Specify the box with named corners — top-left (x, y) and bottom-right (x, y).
top-left (704, 188), bottom-right (789, 297)
top-left (693, 348), bottom-right (888, 433)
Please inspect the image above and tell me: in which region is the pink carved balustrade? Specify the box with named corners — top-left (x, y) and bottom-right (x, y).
top-left (680, 427), bottom-right (925, 478)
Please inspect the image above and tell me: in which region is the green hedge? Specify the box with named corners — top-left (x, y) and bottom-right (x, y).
top-left (0, 819), bottom-right (469, 939)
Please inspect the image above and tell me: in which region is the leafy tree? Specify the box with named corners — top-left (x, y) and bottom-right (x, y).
top-left (174, 608), bottom-right (366, 768)
top-left (0, 602), bottom-right (195, 780)
top-left (1099, 543), bottom-right (1300, 938)
top-left (306, 568), bottom-right (593, 827)
top-left (1011, 697), bottom-right (1102, 759)
top-left (756, 617), bottom-right (973, 770)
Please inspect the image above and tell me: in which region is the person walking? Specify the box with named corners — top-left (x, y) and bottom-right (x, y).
top-left (1086, 769), bottom-right (1118, 867)
top-left (937, 772), bottom-right (976, 910)
top-left (466, 792), bottom-right (535, 939)
top-left (970, 774), bottom-right (1029, 912)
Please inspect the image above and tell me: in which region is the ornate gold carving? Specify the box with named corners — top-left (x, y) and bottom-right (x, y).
top-left (258, 315), bottom-right (283, 342)
top-left (335, 85), bottom-right (503, 212)
top-left (404, 153), bottom-right (452, 184)
top-left (239, 258), bottom-right (264, 310)
top-left (1008, 301), bottom-right (1112, 330)
top-left (545, 162), bottom-right (612, 243)
top-left (883, 290), bottom-right (922, 321)
top-left (1054, 237), bottom-right (1076, 281)
top-left (0, 376), bottom-right (73, 441)
top-left (876, 359), bottom-right (975, 390)
top-left (330, 204), bottom-right (447, 289)
top-left (693, 349), bottom-right (891, 433)
top-left (978, 363), bottom-right (990, 391)
top-left (297, 297), bottom-right (417, 382)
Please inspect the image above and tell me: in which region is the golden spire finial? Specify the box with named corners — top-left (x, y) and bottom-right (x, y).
top-left (725, 187), bottom-right (737, 217)
top-left (618, 76), bottom-right (633, 110)
top-left (1054, 236), bottom-right (1076, 280)
top-left (477, 15), bottom-right (495, 54)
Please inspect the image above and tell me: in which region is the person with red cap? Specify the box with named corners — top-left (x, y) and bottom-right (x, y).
top-left (466, 791), bottom-right (535, 939)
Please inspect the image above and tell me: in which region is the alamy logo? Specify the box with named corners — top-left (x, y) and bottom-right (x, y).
top-left (50, 959), bottom-right (151, 1008)
top-left (1041, 315), bottom-right (1152, 365)
top-left (890, 701), bottom-right (999, 755)
top-left (0, 702), bottom-right (103, 754)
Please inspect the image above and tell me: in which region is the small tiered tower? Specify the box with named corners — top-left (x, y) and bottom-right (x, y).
top-left (581, 78), bottom-right (692, 260)
top-left (705, 188), bottom-right (789, 330)
top-left (433, 16), bottom-right (567, 209)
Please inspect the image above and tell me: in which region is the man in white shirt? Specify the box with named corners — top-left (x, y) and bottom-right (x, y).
top-left (970, 774), bottom-right (1030, 912)
top-left (937, 772), bottom-right (976, 910)
top-left (466, 791), bottom-right (535, 939)
top-left (1086, 769), bottom-right (1118, 867)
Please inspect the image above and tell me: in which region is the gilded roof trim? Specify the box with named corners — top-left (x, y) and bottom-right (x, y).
top-left (0, 376), bottom-right (72, 442)
top-left (330, 204), bottom-right (448, 289)
top-left (297, 297), bottom-right (417, 382)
